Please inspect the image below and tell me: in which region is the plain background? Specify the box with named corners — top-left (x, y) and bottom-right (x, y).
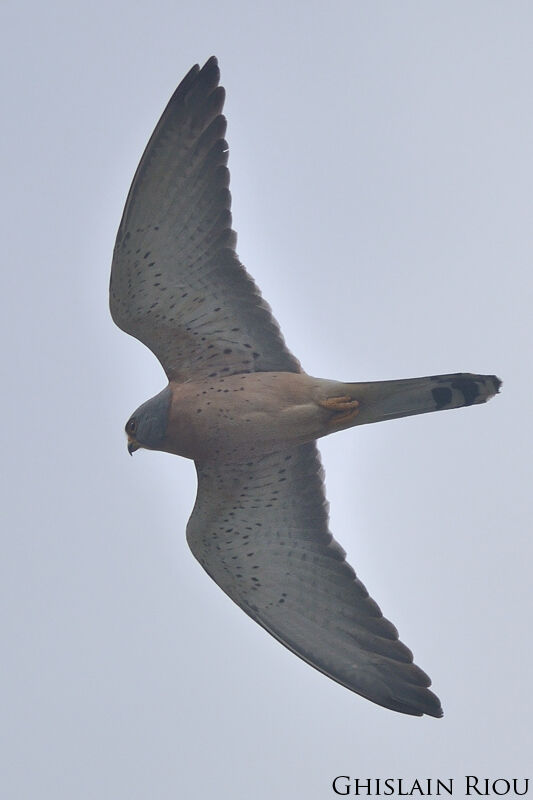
top-left (2, 2), bottom-right (532, 798)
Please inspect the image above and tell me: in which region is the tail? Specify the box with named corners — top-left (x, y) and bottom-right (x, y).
top-left (347, 373), bottom-right (501, 427)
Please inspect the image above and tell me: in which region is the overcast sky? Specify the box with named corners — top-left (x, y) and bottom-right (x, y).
top-left (2, 2), bottom-right (532, 798)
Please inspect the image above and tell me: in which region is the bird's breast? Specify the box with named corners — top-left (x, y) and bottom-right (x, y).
top-left (164, 372), bottom-right (339, 463)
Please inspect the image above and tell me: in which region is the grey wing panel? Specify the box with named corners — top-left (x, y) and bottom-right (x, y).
top-left (110, 57), bottom-right (301, 381)
top-left (186, 442), bottom-right (442, 717)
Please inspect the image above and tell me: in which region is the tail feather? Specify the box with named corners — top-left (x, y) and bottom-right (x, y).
top-left (348, 373), bottom-right (501, 427)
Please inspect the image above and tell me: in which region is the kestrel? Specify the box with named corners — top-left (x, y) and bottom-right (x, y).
top-left (110, 57), bottom-right (501, 717)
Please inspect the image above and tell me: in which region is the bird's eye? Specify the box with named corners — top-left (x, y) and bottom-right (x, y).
top-left (126, 418), bottom-right (137, 434)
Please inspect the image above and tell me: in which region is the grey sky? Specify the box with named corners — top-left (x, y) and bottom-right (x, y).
top-left (2, 1), bottom-right (532, 798)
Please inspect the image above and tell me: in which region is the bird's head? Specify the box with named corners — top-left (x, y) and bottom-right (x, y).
top-left (125, 385), bottom-right (172, 456)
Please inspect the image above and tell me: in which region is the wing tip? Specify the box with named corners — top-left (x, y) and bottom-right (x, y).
top-left (491, 374), bottom-right (502, 394)
top-left (202, 55), bottom-right (219, 69)
top-left (169, 56), bottom-right (222, 111)
top-left (383, 683), bottom-right (444, 718)
top-left (198, 55), bottom-right (221, 92)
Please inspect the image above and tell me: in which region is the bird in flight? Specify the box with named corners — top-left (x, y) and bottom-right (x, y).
top-left (110, 57), bottom-right (500, 717)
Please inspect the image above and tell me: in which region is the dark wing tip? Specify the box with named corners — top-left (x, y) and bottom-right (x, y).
top-left (371, 654), bottom-right (444, 718)
top-left (419, 688), bottom-right (444, 718)
top-left (168, 56), bottom-right (221, 112)
top-left (197, 55), bottom-right (221, 90)
top-left (384, 678), bottom-right (443, 718)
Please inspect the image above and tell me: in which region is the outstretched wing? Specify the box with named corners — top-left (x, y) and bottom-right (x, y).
top-left (186, 442), bottom-right (443, 717)
top-left (110, 57), bottom-right (300, 381)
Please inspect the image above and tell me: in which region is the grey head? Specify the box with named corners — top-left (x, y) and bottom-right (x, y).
top-left (125, 385), bottom-right (172, 455)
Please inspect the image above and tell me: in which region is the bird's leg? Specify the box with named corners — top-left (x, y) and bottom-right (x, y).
top-left (319, 395), bottom-right (360, 427)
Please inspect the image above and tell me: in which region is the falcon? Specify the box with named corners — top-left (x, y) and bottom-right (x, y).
top-left (110, 57), bottom-right (501, 717)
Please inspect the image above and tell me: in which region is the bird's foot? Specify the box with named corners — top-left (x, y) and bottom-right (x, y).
top-left (319, 395), bottom-right (360, 426)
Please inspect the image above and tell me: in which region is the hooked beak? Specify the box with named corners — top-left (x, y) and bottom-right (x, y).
top-left (127, 438), bottom-right (139, 456)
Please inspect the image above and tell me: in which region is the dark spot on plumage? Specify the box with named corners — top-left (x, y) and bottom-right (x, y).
top-left (451, 377), bottom-right (480, 406)
top-left (432, 387), bottom-right (452, 409)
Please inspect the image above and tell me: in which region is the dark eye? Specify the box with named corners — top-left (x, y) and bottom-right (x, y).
top-left (126, 418), bottom-right (137, 435)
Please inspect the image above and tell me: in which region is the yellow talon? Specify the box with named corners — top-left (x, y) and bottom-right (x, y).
top-left (319, 395), bottom-right (360, 426)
